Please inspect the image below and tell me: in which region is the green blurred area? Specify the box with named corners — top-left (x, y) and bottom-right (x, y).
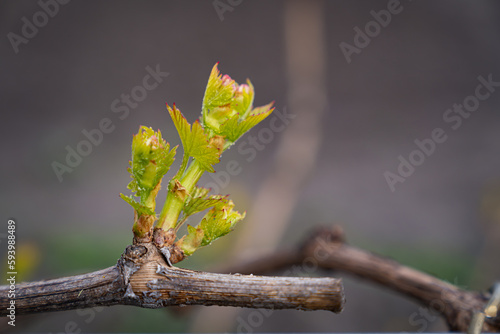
top-left (42, 231), bottom-right (129, 275)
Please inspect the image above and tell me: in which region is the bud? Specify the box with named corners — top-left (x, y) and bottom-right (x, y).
top-left (232, 81), bottom-right (254, 118)
top-left (129, 126), bottom-right (176, 202)
top-left (202, 63), bottom-right (273, 148)
top-left (121, 126), bottom-right (177, 238)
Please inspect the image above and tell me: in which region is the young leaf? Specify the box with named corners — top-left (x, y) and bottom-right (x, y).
top-left (183, 187), bottom-right (227, 218)
top-left (128, 126), bottom-right (177, 203)
top-left (175, 199), bottom-right (245, 257)
top-left (231, 80), bottom-right (254, 118)
top-left (119, 194), bottom-right (155, 216)
top-left (219, 102), bottom-right (275, 144)
top-left (167, 104), bottom-right (220, 172)
top-left (202, 63), bottom-right (237, 132)
top-left (121, 193), bottom-right (157, 238)
top-left (122, 126), bottom-right (177, 238)
top-left (199, 202), bottom-right (245, 247)
top-left (200, 64), bottom-right (274, 148)
top-left (177, 225), bottom-right (204, 256)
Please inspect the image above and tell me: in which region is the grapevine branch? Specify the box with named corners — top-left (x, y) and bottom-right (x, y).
top-left (0, 242), bottom-right (345, 316)
top-left (1, 64), bottom-right (350, 318)
top-left (218, 226), bottom-right (500, 332)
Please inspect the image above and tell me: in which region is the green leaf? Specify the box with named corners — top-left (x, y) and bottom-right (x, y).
top-left (128, 126), bottom-right (177, 203)
top-left (231, 80), bottom-right (254, 118)
top-left (122, 127), bottom-right (177, 239)
top-left (176, 199), bottom-right (245, 257)
top-left (219, 102), bottom-right (275, 143)
top-left (167, 104), bottom-right (220, 172)
top-left (199, 202), bottom-right (245, 247)
top-left (178, 225), bottom-right (204, 256)
top-left (183, 187), bottom-right (227, 217)
top-left (202, 63), bottom-right (237, 132)
top-left (120, 194), bottom-right (155, 216)
top-left (200, 64), bottom-right (275, 149)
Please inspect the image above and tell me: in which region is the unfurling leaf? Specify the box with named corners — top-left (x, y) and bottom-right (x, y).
top-left (176, 198), bottom-right (245, 256)
top-left (128, 126), bottom-right (177, 204)
top-left (202, 63), bottom-right (237, 133)
top-left (120, 194), bottom-right (155, 216)
top-left (231, 80), bottom-right (254, 118)
top-left (167, 104), bottom-right (220, 172)
top-left (183, 187), bottom-right (227, 217)
top-left (201, 64), bottom-right (274, 149)
top-left (122, 126), bottom-right (177, 237)
top-left (178, 225), bottom-right (204, 256)
top-left (199, 200), bottom-right (245, 247)
top-left (219, 102), bottom-right (274, 145)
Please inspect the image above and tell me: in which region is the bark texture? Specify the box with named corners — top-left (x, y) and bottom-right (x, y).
top-left (221, 226), bottom-right (500, 332)
top-left (0, 241), bottom-right (345, 316)
top-left (0, 266), bottom-right (123, 316)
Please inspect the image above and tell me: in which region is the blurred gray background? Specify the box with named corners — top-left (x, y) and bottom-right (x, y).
top-left (1, 0), bottom-right (500, 332)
